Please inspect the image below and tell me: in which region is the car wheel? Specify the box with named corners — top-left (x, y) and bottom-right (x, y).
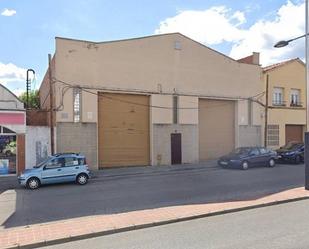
top-left (295, 155), bottom-right (301, 164)
top-left (76, 173), bottom-right (88, 185)
top-left (241, 161), bottom-right (249, 170)
top-left (27, 177), bottom-right (40, 190)
top-left (268, 158), bottom-right (275, 168)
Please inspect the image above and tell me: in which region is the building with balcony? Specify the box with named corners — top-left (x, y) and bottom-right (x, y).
top-left (262, 58), bottom-right (306, 147)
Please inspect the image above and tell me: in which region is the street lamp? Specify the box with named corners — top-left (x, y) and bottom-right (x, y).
top-left (274, 0), bottom-right (309, 190)
top-left (26, 69), bottom-right (35, 109)
top-left (273, 34), bottom-right (306, 48)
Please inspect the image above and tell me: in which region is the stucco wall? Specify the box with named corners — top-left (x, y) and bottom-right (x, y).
top-left (26, 126), bottom-right (50, 168)
top-left (151, 94), bottom-right (173, 124)
top-left (179, 96), bottom-right (198, 124)
top-left (152, 124), bottom-right (198, 165)
top-left (53, 33), bottom-right (261, 124)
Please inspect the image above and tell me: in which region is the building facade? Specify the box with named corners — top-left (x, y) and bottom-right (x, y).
top-left (262, 58), bottom-right (306, 148)
top-left (39, 33), bottom-right (262, 169)
top-left (0, 84), bottom-right (26, 175)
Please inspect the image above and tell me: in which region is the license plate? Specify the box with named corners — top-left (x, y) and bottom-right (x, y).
top-left (277, 155), bottom-right (282, 158)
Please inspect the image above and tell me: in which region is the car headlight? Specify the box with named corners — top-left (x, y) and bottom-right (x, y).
top-left (19, 174), bottom-right (25, 178)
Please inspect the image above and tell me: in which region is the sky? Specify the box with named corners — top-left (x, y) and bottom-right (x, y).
top-left (0, 0), bottom-right (306, 95)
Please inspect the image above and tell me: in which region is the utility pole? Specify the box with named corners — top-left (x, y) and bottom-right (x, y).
top-left (305, 0), bottom-right (309, 190)
top-left (264, 74), bottom-right (269, 147)
top-left (48, 54), bottom-right (55, 155)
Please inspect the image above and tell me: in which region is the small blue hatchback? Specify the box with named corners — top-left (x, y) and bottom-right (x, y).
top-left (18, 153), bottom-right (91, 189)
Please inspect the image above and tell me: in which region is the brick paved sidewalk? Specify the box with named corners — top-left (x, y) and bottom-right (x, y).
top-left (1, 187), bottom-right (309, 249)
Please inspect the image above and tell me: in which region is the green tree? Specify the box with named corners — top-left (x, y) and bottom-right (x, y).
top-left (19, 90), bottom-right (40, 109)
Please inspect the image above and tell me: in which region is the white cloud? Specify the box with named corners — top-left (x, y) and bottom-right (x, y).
top-left (230, 1), bottom-right (305, 65)
top-left (1, 8), bottom-right (16, 17)
top-left (155, 1), bottom-right (305, 66)
top-left (0, 62), bottom-right (26, 85)
top-left (155, 6), bottom-right (246, 45)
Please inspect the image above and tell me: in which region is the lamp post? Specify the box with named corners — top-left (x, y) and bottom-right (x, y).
top-left (274, 0), bottom-right (309, 190)
top-left (26, 69), bottom-right (35, 109)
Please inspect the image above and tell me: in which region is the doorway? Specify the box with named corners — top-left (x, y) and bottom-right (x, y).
top-left (171, 133), bottom-right (182, 164)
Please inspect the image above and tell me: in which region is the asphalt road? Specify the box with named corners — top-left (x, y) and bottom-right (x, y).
top-left (0, 162), bottom-right (304, 229)
top-left (41, 199), bottom-right (309, 249)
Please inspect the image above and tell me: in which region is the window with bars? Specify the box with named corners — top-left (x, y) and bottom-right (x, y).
top-left (73, 88), bottom-right (81, 123)
top-left (173, 96), bottom-right (178, 124)
top-left (267, 125), bottom-right (279, 146)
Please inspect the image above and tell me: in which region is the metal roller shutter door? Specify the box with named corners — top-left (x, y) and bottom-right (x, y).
top-left (98, 93), bottom-right (150, 167)
top-left (199, 99), bottom-right (235, 160)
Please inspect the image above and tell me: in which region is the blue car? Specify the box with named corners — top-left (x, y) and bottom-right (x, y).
top-left (18, 153), bottom-right (91, 189)
top-left (218, 147), bottom-right (277, 170)
top-left (276, 142), bottom-right (304, 164)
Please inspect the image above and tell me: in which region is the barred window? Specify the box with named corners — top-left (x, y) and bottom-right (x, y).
top-left (73, 88), bottom-right (81, 123)
top-left (173, 96), bottom-right (178, 124)
top-left (267, 125), bottom-right (279, 146)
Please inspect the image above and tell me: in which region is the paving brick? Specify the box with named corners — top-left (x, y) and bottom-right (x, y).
top-left (0, 187), bottom-right (309, 249)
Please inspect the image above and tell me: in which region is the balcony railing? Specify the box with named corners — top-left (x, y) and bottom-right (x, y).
top-left (272, 100), bottom-right (286, 106)
top-left (290, 101), bottom-right (303, 107)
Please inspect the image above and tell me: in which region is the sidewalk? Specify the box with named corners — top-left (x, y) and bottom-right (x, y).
top-left (1, 187), bottom-right (308, 249)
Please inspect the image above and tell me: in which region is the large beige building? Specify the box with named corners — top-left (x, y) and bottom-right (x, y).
top-left (262, 58), bottom-right (306, 148)
top-left (39, 33), bottom-right (262, 169)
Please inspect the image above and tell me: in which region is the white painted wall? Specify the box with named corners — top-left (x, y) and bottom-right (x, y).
top-left (26, 126), bottom-right (50, 168)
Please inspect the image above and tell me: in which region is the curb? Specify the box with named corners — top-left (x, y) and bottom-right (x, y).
top-left (7, 195), bottom-right (309, 249)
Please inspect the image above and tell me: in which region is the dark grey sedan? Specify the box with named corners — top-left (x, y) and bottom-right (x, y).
top-left (218, 147), bottom-right (278, 170)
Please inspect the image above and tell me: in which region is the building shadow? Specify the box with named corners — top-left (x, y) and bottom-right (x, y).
top-left (0, 163), bottom-right (305, 229)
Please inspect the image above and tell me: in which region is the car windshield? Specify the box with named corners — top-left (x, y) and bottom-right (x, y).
top-left (281, 142), bottom-right (303, 150)
top-left (232, 148), bottom-right (250, 155)
top-left (33, 157), bottom-right (52, 168)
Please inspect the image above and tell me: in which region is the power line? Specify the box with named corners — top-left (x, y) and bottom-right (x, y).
top-left (52, 78), bottom-right (265, 111)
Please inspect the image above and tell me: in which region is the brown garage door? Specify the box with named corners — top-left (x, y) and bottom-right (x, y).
top-left (285, 125), bottom-right (303, 144)
top-left (199, 99), bottom-right (235, 160)
top-left (98, 93), bottom-right (150, 168)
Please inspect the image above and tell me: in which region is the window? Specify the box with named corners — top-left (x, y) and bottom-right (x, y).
top-left (259, 148), bottom-right (267, 154)
top-left (273, 87), bottom-right (284, 106)
top-left (173, 96), bottom-right (178, 124)
top-left (64, 157), bottom-right (79, 167)
top-left (250, 148), bottom-right (260, 156)
top-left (78, 158), bottom-right (86, 165)
top-left (290, 89), bottom-right (301, 106)
top-left (73, 88), bottom-right (81, 123)
top-left (248, 100), bottom-right (253, 125)
top-left (267, 125), bottom-right (279, 146)
top-left (45, 158), bottom-right (64, 169)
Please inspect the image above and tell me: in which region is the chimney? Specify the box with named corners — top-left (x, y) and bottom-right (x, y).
top-left (252, 52), bottom-right (260, 65)
top-left (237, 52), bottom-right (260, 65)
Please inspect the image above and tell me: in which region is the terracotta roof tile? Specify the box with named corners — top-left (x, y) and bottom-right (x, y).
top-left (263, 58), bottom-right (303, 72)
